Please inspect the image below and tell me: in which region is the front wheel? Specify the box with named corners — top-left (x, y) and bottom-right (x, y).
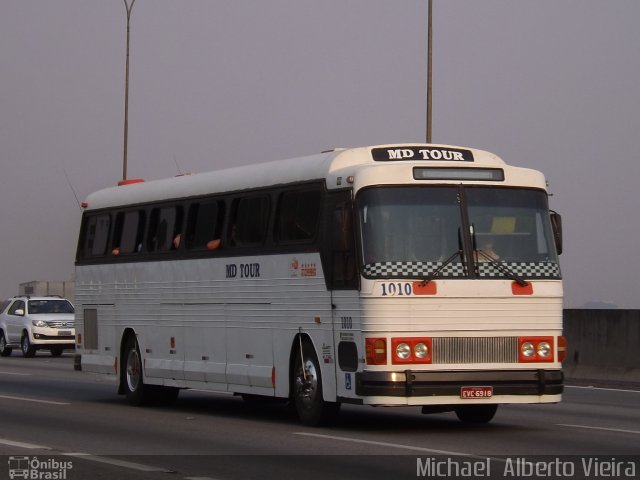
top-left (292, 339), bottom-right (339, 426)
top-left (0, 332), bottom-right (12, 357)
top-left (50, 346), bottom-right (64, 357)
top-left (21, 334), bottom-right (36, 358)
top-left (454, 404), bottom-right (498, 424)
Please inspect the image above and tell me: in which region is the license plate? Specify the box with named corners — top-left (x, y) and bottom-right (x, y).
top-left (58, 330), bottom-right (71, 336)
top-left (460, 386), bottom-right (493, 399)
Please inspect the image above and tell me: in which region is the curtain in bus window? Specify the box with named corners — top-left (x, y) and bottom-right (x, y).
top-left (86, 214), bottom-right (110, 257)
top-left (148, 206), bottom-right (183, 252)
top-left (186, 200), bottom-right (225, 250)
top-left (358, 187), bottom-right (465, 279)
top-left (113, 211), bottom-right (145, 254)
top-left (466, 187), bottom-right (561, 279)
top-left (230, 196), bottom-right (270, 246)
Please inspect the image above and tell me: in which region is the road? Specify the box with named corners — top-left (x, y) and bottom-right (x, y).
top-left (0, 353), bottom-right (638, 480)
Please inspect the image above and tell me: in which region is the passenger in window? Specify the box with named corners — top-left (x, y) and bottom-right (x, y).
top-left (207, 239), bottom-right (221, 250)
top-left (475, 239), bottom-right (500, 262)
top-left (173, 234), bottom-right (181, 250)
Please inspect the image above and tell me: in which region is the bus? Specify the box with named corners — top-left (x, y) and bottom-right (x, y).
top-left (74, 144), bottom-right (564, 425)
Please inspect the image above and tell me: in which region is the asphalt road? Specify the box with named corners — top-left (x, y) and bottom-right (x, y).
top-left (0, 353), bottom-right (638, 480)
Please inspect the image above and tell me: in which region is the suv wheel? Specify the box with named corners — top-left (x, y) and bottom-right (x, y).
top-left (0, 332), bottom-right (12, 357)
top-left (21, 334), bottom-right (36, 358)
top-left (50, 346), bottom-right (64, 357)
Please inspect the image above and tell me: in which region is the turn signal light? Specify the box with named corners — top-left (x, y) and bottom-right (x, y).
top-left (365, 338), bottom-right (387, 365)
top-left (558, 336), bottom-right (567, 363)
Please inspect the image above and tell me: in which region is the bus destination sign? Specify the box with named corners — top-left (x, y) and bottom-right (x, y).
top-left (372, 146), bottom-right (474, 163)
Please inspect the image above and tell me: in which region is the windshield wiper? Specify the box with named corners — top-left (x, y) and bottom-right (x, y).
top-left (475, 250), bottom-right (529, 287)
top-left (420, 250), bottom-right (462, 286)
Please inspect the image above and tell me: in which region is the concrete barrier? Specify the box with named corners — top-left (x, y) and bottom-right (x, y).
top-left (563, 309), bottom-right (640, 385)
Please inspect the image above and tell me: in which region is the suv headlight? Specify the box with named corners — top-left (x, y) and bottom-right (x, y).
top-left (32, 320), bottom-right (48, 327)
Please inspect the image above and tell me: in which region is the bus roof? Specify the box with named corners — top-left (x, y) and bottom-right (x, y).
top-left (82, 144), bottom-right (543, 211)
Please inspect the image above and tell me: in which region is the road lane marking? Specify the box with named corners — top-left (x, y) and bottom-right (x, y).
top-left (0, 438), bottom-right (51, 450)
top-left (565, 385), bottom-right (640, 394)
top-left (64, 453), bottom-right (174, 473)
top-left (0, 371), bottom-right (32, 376)
top-left (557, 424), bottom-right (640, 435)
top-left (0, 394), bottom-right (70, 405)
top-left (293, 432), bottom-right (472, 456)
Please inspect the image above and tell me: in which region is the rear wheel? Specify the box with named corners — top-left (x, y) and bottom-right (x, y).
top-left (0, 332), bottom-right (12, 357)
top-left (21, 334), bottom-right (36, 358)
top-left (292, 339), bottom-right (339, 426)
top-left (123, 335), bottom-right (149, 406)
top-left (122, 335), bottom-right (179, 406)
top-left (454, 404), bottom-right (498, 424)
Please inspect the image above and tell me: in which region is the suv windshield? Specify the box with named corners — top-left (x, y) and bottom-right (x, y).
top-left (28, 300), bottom-right (75, 314)
top-left (358, 186), bottom-right (560, 280)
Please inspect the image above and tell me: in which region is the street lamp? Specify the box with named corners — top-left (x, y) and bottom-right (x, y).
top-left (122, 0), bottom-right (136, 181)
top-left (426, 0), bottom-right (433, 143)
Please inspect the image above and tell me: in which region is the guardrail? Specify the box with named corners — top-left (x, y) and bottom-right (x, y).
top-left (563, 309), bottom-right (640, 385)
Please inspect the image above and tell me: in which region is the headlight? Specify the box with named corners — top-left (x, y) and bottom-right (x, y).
top-left (537, 341), bottom-right (551, 358)
top-left (32, 320), bottom-right (48, 327)
top-left (414, 342), bottom-right (429, 359)
top-left (521, 341), bottom-right (535, 357)
top-left (396, 342), bottom-right (411, 360)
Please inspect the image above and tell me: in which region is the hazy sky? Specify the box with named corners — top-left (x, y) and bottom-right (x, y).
top-left (1, 1), bottom-right (638, 308)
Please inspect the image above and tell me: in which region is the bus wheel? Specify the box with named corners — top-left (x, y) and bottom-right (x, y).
top-left (292, 340), bottom-right (339, 426)
top-left (454, 404), bottom-right (498, 424)
top-left (123, 336), bottom-right (149, 406)
top-left (0, 332), bottom-right (12, 357)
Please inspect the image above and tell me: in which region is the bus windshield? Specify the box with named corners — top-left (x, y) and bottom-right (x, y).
top-left (358, 186), bottom-right (561, 280)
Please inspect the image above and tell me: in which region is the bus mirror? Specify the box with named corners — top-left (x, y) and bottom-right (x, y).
top-left (550, 211), bottom-right (563, 255)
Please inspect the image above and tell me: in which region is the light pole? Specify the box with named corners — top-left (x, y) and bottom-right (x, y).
top-left (122, 0), bottom-right (136, 181)
top-left (426, 0), bottom-right (433, 143)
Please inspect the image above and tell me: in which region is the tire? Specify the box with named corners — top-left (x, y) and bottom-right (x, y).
top-left (0, 332), bottom-right (12, 357)
top-left (454, 404), bottom-right (498, 424)
top-left (122, 335), bottom-right (179, 406)
top-left (21, 334), bottom-right (36, 358)
top-left (292, 339), bottom-right (339, 426)
top-left (123, 335), bottom-right (150, 406)
top-left (50, 346), bottom-right (64, 357)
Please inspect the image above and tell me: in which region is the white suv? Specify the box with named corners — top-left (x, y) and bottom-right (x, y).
top-left (0, 296), bottom-right (75, 357)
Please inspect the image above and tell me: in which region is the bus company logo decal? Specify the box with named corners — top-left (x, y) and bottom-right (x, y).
top-left (289, 258), bottom-right (317, 278)
top-left (8, 456), bottom-right (73, 480)
top-left (372, 146), bottom-right (474, 162)
top-left (290, 258), bottom-right (299, 277)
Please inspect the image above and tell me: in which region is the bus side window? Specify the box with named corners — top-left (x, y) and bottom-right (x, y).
top-left (147, 206), bottom-right (183, 253)
top-left (82, 214), bottom-right (111, 258)
top-left (276, 189), bottom-right (322, 243)
top-left (324, 192), bottom-right (358, 290)
top-left (185, 200), bottom-right (225, 250)
top-left (228, 196), bottom-right (270, 247)
top-left (112, 210), bottom-right (145, 255)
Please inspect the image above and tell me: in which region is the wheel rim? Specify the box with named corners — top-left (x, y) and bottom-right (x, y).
top-left (126, 349), bottom-right (141, 392)
top-left (295, 358), bottom-right (319, 408)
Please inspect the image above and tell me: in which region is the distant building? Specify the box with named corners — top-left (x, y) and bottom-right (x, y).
top-left (19, 280), bottom-right (75, 301)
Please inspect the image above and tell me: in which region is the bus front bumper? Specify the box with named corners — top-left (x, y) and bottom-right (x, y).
top-left (356, 369), bottom-right (563, 398)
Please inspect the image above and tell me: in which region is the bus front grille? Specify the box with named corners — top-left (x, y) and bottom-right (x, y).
top-left (432, 337), bottom-right (518, 364)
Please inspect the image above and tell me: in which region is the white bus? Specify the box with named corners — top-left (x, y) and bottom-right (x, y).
top-left (74, 144), bottom-right (564, 425)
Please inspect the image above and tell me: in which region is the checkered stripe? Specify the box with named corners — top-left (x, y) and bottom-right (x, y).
top-left (362, 261), bottom-right (465, 278)
top-left (362, 261), bottom-right (561, 279)
top-left (477, 262), bottom-right (561, 279)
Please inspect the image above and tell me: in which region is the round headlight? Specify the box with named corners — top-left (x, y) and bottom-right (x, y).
top-left (521, 341), bottom-right (535, 357)
top-left (537, 341), bottom-right (551, 358)
top-left (414, 342), bottom-right (429, 359)
top-left (396, 343), bottom-right (411, 360)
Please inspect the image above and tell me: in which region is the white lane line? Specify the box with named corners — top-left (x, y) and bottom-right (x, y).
top-left (565, 385), bottom-right (640, 394)
top-left (64, 453), bottom-right (174, 473)
top-left (557, 424), bottom-right (640, 435)
top-left (0, 371), bottom-right (32, 376)
top-left (0, 394), bottom-right (70, 405)
top-left (0, 438), bottom-right (51, 450)
top-left (293, 432), bottom-right (472, 456)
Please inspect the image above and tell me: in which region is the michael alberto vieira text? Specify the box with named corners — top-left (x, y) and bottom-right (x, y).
top-left (416, 457), bottom-right (637, 478)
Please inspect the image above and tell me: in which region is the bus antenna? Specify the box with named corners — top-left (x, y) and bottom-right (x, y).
top-left (63, 168), bottom-right (82, 210)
